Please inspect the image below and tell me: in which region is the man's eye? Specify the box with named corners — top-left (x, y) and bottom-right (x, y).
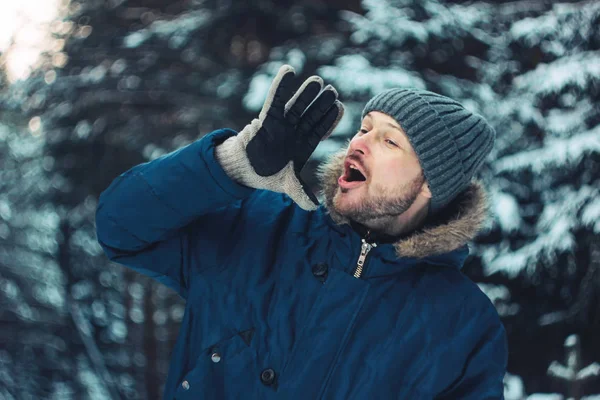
top-left (386, 139), bottom-right (398, 147)
top-left (358, 128), bottom-right (368, 134)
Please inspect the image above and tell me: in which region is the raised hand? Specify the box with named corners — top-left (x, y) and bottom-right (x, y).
top-left (215, 65), bottom-right (344, 210)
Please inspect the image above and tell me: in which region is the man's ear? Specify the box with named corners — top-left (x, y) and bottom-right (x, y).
top-left (420, 182), bottom-right (432, 199)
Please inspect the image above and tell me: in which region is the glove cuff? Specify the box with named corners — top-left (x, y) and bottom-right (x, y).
top-left (215, 135), bottom-right (251, 185)
top-left (215, 123), bottom-right (319, 211)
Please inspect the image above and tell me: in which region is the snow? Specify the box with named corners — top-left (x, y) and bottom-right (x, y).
top-left (75, 120), bottom-right (92, 139)
top-left (342, 0), bottom-right (494, 47)
top-left (510, 14), bottom-right (558, 46)
top-left (341, 2), bottom-right (426, 45)
top-left (341, 3), bottom-right (427, 45)
top-left (77, 359), bottom-right (111, 400)
top-left (477, 283), bottom-right (519, 317)
top-left (486, 186), bottom-right (597, 277)
top-left (495, 125), bottom-right (600, 174)
top-left (0, 199), bottom-right (12, 221)
top-left (545, 99), bottom-right (594, 137)
top-left (513, 51), bottom-right (600, 95)
top-left (32, 284), bottom-right (64, 308)
top-left (526, 394), bottom-right (563, 400)
top-left (71, 228), bottom-right (104, 256)
top-left (109, 320), bottom-right (127, 341)
top-left (285, 49), bottom-right (306, 74)
top-left (123, 10), bottom-right (210, 48)
top-left (109, 59), bottom-right (127, 76)
top-left (565, 334), bottom-right (577, 347)
top-left (492, 190), bottom-right (521, 233)
top-left (318, 55), bottom-right (425, 97)
top-left (243, 73), bottom-right (273, 112)
top-left (574, 363), bottom-right (594, 381)
top-left (582, 197), bottom-right (600, 233)
top-left (123, 30), bottom-right (149, 48)
top-left (538, 311), bottom-right (568, 326)
top-left (88, 65), bottom-right (107, 83)
top-left (504, 372), bottom-right (525, 400)
top-left (510, 1), bottom-right (600, 50)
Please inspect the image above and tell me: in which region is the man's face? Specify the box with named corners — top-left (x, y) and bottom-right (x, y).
top-left (332, 111), bottom-right (428, 222)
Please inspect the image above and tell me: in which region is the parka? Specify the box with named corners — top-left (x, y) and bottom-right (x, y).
top-left (95, 128), bottom-right (508, 399)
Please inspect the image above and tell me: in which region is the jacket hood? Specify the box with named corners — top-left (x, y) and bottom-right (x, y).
top-left (317, 149), bottom-right (489, 259)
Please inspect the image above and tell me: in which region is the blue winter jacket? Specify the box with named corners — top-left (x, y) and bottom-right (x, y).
top-left (96, 129), bottom-right (508, 399)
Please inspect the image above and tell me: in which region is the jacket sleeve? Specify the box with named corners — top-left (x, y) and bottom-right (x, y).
top-left (95, 129), bottom-right (255, 298)
top-left (435, 311), bottom-right (508, 400)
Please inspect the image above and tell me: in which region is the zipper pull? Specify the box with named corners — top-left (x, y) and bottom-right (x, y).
top-left (353, 238), bottom-right (377, 278)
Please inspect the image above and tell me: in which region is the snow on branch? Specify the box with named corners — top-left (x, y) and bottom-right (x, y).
top-left (484, 185), bottom-right (598, 277)
top-left (340, 0), bottom-right (491, 46)
top-left (490, 188), bottom-right (521, 233)
top-left (123, 10), bottom-right (211, 48)
top-left (545, 99), bottom-right (595, 137)
top-left (581, 196), bottom-right (600, 234)
top-left (340, 0), bottom-right (428, 45)
top-left (513, 51), bottom-right (600, 95)
top-left (318, 55), bottom-right (425, 97)
top-left (495, 124), bottom-right (600, 173)
top-left (510, 1), bottom-right (600, 48)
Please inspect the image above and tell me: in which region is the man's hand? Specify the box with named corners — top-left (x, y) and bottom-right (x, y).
top-left (215, 64), bottom-right (344, 210)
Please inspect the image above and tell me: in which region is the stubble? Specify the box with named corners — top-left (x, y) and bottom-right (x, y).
top-left (333, 171), bottom-right (425, 225)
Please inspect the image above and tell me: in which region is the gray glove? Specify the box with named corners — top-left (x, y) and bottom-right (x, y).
top-left (215, 64), bottom-right (344, 210)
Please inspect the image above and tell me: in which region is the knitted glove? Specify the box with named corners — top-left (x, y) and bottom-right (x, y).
top-left (215, 64), bottom-right (344, 210)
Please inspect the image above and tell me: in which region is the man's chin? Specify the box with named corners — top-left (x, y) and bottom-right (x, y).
top-left (332, 189), bottom-right (359, 216)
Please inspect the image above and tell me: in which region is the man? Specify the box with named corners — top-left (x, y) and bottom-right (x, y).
top-left (96, 65), bottom-right (508, 399)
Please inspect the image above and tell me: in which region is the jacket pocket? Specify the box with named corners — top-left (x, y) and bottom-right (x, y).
top-left (174, 328), bottom-right (255, 399)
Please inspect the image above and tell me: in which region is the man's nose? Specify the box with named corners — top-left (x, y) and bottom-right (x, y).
top-left (349, 133), bottom-right (370, 156)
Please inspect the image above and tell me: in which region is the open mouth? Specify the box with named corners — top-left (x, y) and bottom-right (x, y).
top-left (338, 160), bottom-right (367, 189)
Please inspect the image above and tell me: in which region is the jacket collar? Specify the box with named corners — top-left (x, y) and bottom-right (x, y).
top-left (316, 149), bottom-right (489, 261)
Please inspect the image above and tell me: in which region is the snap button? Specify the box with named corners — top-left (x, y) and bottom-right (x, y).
top-left (260, 368), bottom-right (276, 386)
top-left (312, 263), bottom-right (328, 282)
top-left (181, 380), bottom-right (190, 390)
top-left (211, 352), bottom-right (221, 363)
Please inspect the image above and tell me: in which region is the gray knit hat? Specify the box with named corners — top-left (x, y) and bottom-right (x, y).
top-left (362, 88), bottom-right (495, 214)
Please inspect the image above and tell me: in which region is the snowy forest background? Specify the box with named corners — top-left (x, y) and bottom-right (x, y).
top-left (0, 0), bottom-right (599, 398)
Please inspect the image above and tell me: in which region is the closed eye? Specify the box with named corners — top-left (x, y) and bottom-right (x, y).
top-left (385, 139), bottom-right (399, 147)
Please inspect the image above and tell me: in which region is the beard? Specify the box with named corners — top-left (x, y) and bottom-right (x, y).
top-left (332, 171), bottom-right (425, 225)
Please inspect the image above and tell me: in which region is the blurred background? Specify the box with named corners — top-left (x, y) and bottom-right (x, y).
top-left (0, 0), bottom-right (599, 398)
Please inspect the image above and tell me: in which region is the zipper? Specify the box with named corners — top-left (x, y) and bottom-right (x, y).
top-left (353, 237), bottom-right (377, 278)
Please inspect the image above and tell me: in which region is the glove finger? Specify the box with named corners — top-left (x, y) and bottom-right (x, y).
top-left (296, 85), bottom-right (338, 138)
top-left (260, 65), bottom-right (296, 121)
top-left (293, 101), bottom-right (342, 170)
top-left (316, 100), bottom-right (344, 142)
top-left (284, 76), bottom-right (323, 127)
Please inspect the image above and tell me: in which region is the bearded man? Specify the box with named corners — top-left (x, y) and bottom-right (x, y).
top-left (96, 64), bottom-right (508, 399)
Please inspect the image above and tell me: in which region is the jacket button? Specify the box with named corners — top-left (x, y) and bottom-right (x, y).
top-left (181, 380), bottom-right (190, 390)
top-left (312, 263), bottom-right (328, 282)
top-left (260, 368), bottom-right (276, 386)
top-left (211, 352), bottom-right (221, 363)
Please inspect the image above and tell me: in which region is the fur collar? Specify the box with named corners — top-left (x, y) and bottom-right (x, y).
top-left (317, 149), bottom-right (489, 259)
